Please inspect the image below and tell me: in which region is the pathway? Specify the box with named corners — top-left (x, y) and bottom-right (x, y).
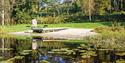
top-left (10, 28), bottom-right (97, 39)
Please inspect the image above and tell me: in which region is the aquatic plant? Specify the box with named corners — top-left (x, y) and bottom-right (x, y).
top-left (116, 59), bottom-right (125, 63)
top-left (81, 51), bottom-right (96, 58)
top-left (40, 60), bottom-right (49, 63)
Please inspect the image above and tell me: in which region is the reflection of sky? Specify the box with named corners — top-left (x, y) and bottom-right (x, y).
top-left (59, 0), bottom-right (64, 4)
top-left (40, 2), bottom-right (48, 7)
top-left (43, 3), bottom-right (47, 7)
top-left (39, 55), bottom-right (65, 63)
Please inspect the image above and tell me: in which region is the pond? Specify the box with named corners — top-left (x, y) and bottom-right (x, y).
top-left (0, 35), bottom-right (125, 63)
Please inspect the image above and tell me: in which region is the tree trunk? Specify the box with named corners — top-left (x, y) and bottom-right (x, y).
top-left (2, 38), bottom-right (4, 53)
top-left (114, 0), bottom-right (118, 11)
top-left (1, 0), bottom-right (4, 26)
top-left (1, 10), bottom-right (4, 26)
top-left (89, 14), bottom-right (92, 21)
top-left (121, 0), bottom-right (123, 10)
top-left (89, 0), bottom-right (92, 21)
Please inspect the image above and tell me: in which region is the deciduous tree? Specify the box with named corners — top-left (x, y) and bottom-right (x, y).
top-left (80, 0), bottom-right (95, 21)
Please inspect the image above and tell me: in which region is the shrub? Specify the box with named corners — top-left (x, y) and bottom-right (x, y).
top-left (85, 30), bottom-right (125, 50)
top-left (16, 11), bottom-right (32, 24)
top-left (95, 22), bottom-right (125, 33)
top-left (37, 15), bottom-right (67, 24)
top-left (37, 16), bottom-right (56, 24)
top-left (87, 23), bottom-right (125, 50)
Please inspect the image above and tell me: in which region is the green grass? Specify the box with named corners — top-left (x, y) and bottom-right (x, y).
top-left (45, 22), bottom-right (107, 28)
top-left (0, 22), bottom-right (112, 32)
top-left (0, 24), bottom-right (31, 32)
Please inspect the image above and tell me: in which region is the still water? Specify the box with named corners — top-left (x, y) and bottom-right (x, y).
top-left (0, 35), bottom-right (125, 63)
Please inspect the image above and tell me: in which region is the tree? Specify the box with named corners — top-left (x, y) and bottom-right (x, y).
top-left (11, 0), bottom-right (40, 23)
top-left (95, 0), bottom-right (111, 15)
top-left (80, 0), bottom-right (95, 21)
top-left (0, 0), bottom-right (15, 25)
top-left (0, 0), bottom-right (5, 26)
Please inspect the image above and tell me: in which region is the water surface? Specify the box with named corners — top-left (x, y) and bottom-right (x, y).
top-left (0, 35), bottom-right (125, 63)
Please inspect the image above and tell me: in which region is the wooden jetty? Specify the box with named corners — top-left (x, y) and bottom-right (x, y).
top-left (32, 28), bottom-right (68, 33)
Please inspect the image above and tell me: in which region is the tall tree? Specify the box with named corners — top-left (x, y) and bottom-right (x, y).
top-left (80, 0), bottom-right (95, 21)
top-left (0, 0), bottom-right (14, 25)
top-left (1, 0), bottom-right (5, 26)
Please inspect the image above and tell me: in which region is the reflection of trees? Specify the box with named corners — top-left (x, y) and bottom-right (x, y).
top-left (0, 36), bottom-right (32, 60)
top-left (0, 37), bottom-right (15, 59)
top-left (15, 39), bottom-right (32, 52)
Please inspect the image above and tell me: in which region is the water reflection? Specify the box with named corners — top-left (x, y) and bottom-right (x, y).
top-left (0, 36), bottom-right (32, 63)
top-left (31, 37), bottom-right (65, 63)
top-left (0, 36), bottom-right (125, 63)
top-left (31, 37), bottom-right (76, 63)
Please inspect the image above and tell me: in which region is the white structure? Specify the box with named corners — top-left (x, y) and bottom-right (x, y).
top-left (32, 19), bottom-right (37, 28)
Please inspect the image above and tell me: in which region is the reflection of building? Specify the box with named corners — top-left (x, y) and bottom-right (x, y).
top-left (32, 41), bottom-right (38, 50)
top-left (32, 37), bottom-right (43, 50)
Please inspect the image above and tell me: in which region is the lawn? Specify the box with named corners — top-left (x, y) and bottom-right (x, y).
top-left (0, 22), bottom-right (111, 32)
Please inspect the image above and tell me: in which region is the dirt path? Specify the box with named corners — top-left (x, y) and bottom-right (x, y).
top-left (10, 28), bottom-right (97, 39)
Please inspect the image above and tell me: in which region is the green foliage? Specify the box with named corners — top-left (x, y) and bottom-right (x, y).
top-left (80, 0), bottom-right (95, 15)
top-left (16, 39), bottom-right (32, 52)
top-left (15, 10), bottom-right (31, 24)
top-left (0, 27), bottom-right (5, 33)
top-left (95, 0), bottom-right (111, 15)
top-left (87, 23), bottom-right (125, 50)
top-left (116, 59), bottom-right (125, 63)
top-left (37, 16), bottom-right (56, 24)
top-left (95, 22), bottom-right (124, 33)
top-left (40, 60), bottom-right (49, 63)
top-left (81, 51), bottom-right (96, 58)
top-left (11, 0), bottom-right (39, 24)
top-left (37, 15), bottom-right (66, 24)
top-left (1, 24), bottom-right (31, 32)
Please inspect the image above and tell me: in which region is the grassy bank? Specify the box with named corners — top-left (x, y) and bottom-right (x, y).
top-left (85, 22), bottom-right (125, 50)
top-left (0, 22), bottom-right (112, 32)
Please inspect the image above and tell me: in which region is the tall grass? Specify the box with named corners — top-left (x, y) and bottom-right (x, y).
top-left (85, 22), bottom-right (125, 50)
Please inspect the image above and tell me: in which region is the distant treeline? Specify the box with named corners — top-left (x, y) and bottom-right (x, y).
top-left (0, 0), bottom-right (125, 25)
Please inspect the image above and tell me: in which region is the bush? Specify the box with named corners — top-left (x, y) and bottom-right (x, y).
top-left (15, 11), bottom-right (32, 24)
top-left (95, 22), bottom-right (125, 33)
top-left (37, 16), bottom-right (55, 24)
top-left (87, 23), bottom-right (125, 50)
top-left (37, 15), bottom-right (67, 24)
top-left (85, 29), bottom-right (125, 50)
